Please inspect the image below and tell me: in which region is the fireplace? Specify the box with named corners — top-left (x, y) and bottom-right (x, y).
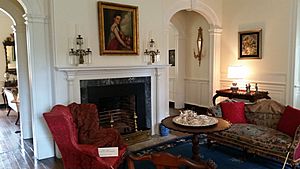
top-left (80, 77), bottom-right (152, 143)
top-left (58, 65), bottom-right (169, 139)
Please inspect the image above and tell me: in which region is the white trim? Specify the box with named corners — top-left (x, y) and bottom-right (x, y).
top-left (184, 77), bottom-right (209, 82)
top-left (287, 0), bottom-right (298, 105)
top-left (221, 79), bottom-right (286, 87)
top-left (56, 64), bottom-right (170, 72)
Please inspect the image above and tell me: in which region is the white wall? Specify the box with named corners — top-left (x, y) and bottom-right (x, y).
top-left (221, 0), bottom-right (294, 104)
top-left (52, 0), bottom-right (166, 104)
top-left (0, 11), bottom-right (14, 104)
top-left (52, 0), bottom-right (164, 67)
top-left (52, 0), bottom-right (223, 106)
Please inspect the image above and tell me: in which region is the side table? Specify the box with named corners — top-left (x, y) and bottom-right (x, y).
top-left (212, 89), bottom-right (271, 106)
top-left (161, 115), bottom-right (231, 169)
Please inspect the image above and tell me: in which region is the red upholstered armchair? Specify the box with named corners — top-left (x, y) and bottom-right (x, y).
top-left (43, 103), bottom-right (127, 169)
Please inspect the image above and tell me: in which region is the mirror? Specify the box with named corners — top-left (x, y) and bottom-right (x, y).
top-left (3, 34), bottom-right (16, 75)
top-left (193, 27), bottom-right (203, 66)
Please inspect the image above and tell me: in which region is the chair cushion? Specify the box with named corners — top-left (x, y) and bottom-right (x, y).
top-left (211, 124), bottom-right (292, 154)
top-left (277, 105), bottom-right (300, 137)
top-left (220, 102), bottom-right (247, 123)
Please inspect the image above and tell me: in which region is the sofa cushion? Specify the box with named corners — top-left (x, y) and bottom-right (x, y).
top-left (210, 124), bottom-right (292, 154)
top-left (277, 105), bottom-right (300, 137)
top-left (245, 99), bottom-right (285, 129)
top-left (220, 102), bottom-right (247, 123)
top-left (208, 99), bottom-right (237, 117)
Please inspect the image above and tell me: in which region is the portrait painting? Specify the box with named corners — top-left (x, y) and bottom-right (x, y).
top-left (238, 29), bottom-right (262, 59)
top-left (169, 49), bottom-right (175, 66)
top-left (98, 2), bottom-right (139, 55)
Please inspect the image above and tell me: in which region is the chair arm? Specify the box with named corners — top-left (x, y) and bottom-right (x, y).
top-left (291, 125), bottom-right (300, 160)
top-left (78, 144), bottom-right (99, 157)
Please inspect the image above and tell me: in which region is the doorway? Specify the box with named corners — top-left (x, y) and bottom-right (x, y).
top-left (0, 0), bottom-right (32, 140)
top-left (168, 10), bottom-right (216, 110)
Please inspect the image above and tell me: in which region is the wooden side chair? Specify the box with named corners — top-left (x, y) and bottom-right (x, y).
top-left (127, 152), bottom-right (214, 169)
top-left (3, 88), bottom-right (19, 125)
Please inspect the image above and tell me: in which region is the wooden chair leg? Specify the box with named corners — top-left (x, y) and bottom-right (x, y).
top-left (15, 111), bottom-right (20, 125)
top-left (7, 108), bottom-right (11, 116)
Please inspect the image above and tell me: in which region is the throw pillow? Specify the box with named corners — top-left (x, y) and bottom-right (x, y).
top-left (277, 106), bottom-right (300, 137)
top-left (220, 102), bottom-right (247, 123)
top-left (209, 99), bottom-right (237, 117)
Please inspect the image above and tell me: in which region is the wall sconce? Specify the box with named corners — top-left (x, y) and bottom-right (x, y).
top-left (193, 27), bottom-right (203, 66)
top-left (144, 39), bottom-right (160, 64)
top-left (227, 65), bottom-right (246, 92)
top-left (69, 35), bottom-right (92, 66)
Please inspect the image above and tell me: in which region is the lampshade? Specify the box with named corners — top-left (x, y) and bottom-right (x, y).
top-left (227, 66), bottom-right (246, 79)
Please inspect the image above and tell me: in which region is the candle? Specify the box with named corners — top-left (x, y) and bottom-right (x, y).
top-left (75, 24), bottom-right (79, 36)
top-left (68, 38), bottom-right (73, 50)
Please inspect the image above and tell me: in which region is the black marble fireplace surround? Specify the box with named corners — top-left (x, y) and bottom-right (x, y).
top-left (80, 77), bottom-right (151, 134)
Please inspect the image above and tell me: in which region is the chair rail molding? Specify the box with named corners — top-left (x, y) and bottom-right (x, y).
top-left (220, 72), bottom-right (287, 104)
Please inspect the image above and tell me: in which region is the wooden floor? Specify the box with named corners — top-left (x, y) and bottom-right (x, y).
top-left (0, 107), bottom-right (63, 169)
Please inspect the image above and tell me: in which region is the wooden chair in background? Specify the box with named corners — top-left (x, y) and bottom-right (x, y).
top-left (127, 152), bottom-right (215, 169)
top-left (3, 88), bottom-right (19, 125)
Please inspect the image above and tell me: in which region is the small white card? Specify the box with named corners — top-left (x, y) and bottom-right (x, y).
top-left (98, 147), bottom-right (118, 157)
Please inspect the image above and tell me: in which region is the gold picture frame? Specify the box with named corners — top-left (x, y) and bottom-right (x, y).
top-left (98, 1), bottom-right (139, 55)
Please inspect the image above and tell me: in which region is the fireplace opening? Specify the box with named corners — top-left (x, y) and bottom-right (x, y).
top-left (80, 77), bottom-right (151, 144)
top-left (98, 95), bottom-right (136, 135)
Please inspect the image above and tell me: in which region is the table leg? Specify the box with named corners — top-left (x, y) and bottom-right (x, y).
top-left (192, 134), bottom-right (217, 169)
top-left (192, 134), bottom-right (201, 161)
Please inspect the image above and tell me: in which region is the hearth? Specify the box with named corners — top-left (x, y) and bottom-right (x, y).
top-left (80, 77), bottom-right (152, 144)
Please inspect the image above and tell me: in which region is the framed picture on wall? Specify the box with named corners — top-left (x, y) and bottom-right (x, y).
top-left (169, 49), bottom-right (175, 66)
top-left (98, 1), bottom-right (139, 55)
top-left (238, 29), bottom-right (262, 59)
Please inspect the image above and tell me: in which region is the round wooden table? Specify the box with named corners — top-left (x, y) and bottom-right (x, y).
top-left (161, 115), bottom-right (231, 168)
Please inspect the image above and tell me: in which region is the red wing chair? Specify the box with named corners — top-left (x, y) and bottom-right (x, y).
top-left (43, 103), bottom-right (127, 169)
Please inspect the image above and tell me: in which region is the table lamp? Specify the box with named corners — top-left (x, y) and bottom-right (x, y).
top-left (227, 66), bottom-right (246, 92)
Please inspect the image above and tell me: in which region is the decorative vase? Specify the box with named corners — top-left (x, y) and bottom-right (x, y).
top-left (159, 123), bottom-right (169, 136)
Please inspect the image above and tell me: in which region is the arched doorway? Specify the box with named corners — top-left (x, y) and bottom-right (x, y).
top-left (165, 1), bottom-right (222, 109)
top-left (0, 0), bottom-right (32, 140)
top-left (0, 0), bottom-right (55, 160)
top-left (169, 10), bottom-right (211, 109)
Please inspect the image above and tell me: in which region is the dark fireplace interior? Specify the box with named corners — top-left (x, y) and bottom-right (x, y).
top-left (80, 77), bottom-right (151, 136)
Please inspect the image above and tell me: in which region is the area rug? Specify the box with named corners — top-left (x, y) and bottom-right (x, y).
top-left (125, 136), bottom-right (296, 169)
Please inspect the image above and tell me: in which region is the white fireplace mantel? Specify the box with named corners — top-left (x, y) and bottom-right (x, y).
top-left (56, 64), bottom-right (170, 71)
top-left (56, 64), bottom-right (170, 134)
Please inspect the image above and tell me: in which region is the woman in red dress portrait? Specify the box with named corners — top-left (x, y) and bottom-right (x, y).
top-left (107, 13), bottom-right (131, 50)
